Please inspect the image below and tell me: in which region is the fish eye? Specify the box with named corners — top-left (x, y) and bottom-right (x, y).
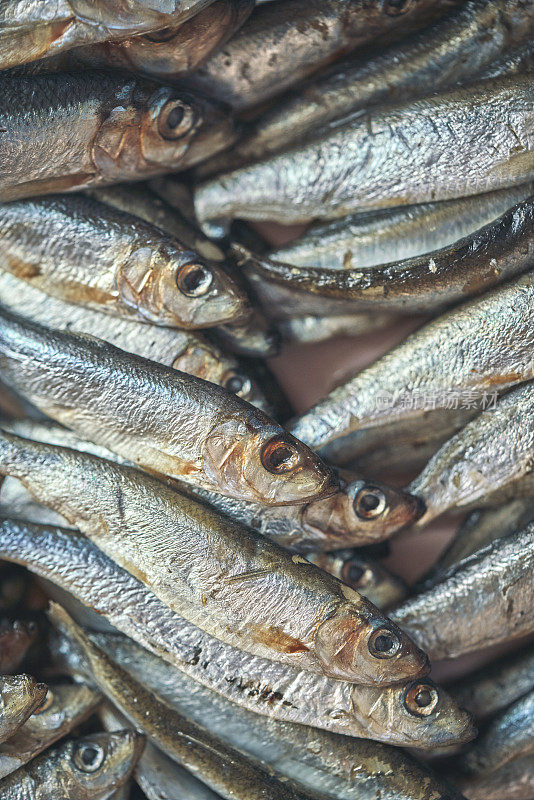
top-left (403, 682), bottom-right (440, 717)
top-left (353, 486), bottom-right (387, 520)
top-left (144, 26), bottom-right (177, 42)
top-left (158, 99), bottom-right (196, 140)
top-left (261, 437), bottom-right (301, 475)
top-left (382, 0), bottom-right (414, 14)
top-left (32, 689), bottom-right (54, 715)
top-left (342, 559), bottom-right (372, 588)
top-left (176, 263), bottom-right (214, 297)
top-left (72, 742), bottom-right (106, 773)
top-left (223, 371), bottom-right (252, 397)
top-left (368, 627), bottom-right (401, 659)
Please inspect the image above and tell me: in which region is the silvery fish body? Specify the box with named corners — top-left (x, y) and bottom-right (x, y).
top-left (0, 684), bottom-right (102, 779)
top-left (0, 731), bottom-right (144, 800)
top-left (0, 271), bottom-right (267, 411)
top-left (0, 676), bottom-right (47, 744)
top-left (0, 309), bottom-right (336, 505)
top-left (2, 519), bottom-right (470, 744)
top-left (0, 72), bottom-right (236, 201)
top-left (451, 644), bottom-right (534, 719)
top-left (457, 754), bottom-right (534, 800)
top-left (195, 76), bottom-right (534, 229)
top-left (0, 195), bottom-right (247, 329)
top-left (277, 313), bottom-right (397, 345)
top-left (391, 523), bottom-right (534, 659)
top-left (181, 0), bottom-right (462, 111)
top-left (0, 431), bottom-right (426, 685)
top-left (201, 0), bottom-right (534, 173)
top-left (95, 632), bottom-right (474, 798)
top-left (0, 0), bottom-right (215, 69)
top-left (290, 270), bottom-right (534, 456)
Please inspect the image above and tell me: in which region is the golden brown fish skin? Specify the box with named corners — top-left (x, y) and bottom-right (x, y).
top-left (0, 0), bottom-right (215, 70)
top-left (0, 431), bottom-right (427, 685)
top-left (0, 684), bottom-right (103, 779)
top-left (0, 620), bottom-right (37, 674)
top-left (0, 676), bottom-right (48, 745)
top-left (181, 0), bottom-right (464, 111)
top-left (390, 523), bottom-right (534, 660)
top-left (49, 603), bottom-right (341, 800)
top-left (0, 309), bottom-right (336, 505)
top-left (0, 195), bottom-right (249, 330)
top-left (0, 72), bottom-right (237, 201)
top-left (195, 76), bottom-right (534, 230)
top-left (199, 0), bottom-right (534, 175)
top-left (234, 193), bottom-right (534, 315)
top-left (0, 730), bottom-right (144, 800)
top-left (16, 0), bottom-right (254, 82)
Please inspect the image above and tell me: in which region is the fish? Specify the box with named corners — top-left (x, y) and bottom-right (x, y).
top-left (0, 309), bottom-right (336, 505)
top-left (198, 0), bottom-right (534, 175)
top-left (194, 76), bottom-right (534, 230)
top-left (409, 382), bottom-right (534, 526)
top-left (0, 684), bottom-right (103, 779)
top-left (95, 634), bottom-right (474, 799)
top-left (0, 72), bottom-right (237, 202)
top-left (390, 523), bottom-right (534, 659)
top-left (12, 0), bottom-right (254, 82)
top-left (50, 603), bottom-right (354, 800)
top-left (1, 518), bottom-right (459, 743)
top-left (0, 271), bottom-right (268, 412)
top-left (0, 432), bottom-right (426, 685)
top-left (0, 194), bottom-right (248, 329)
top-left (181, 0), bottom-right (465, 111)
top-left (307, 550), bottom-right (408, 610)
top-left (0, 620), bottom-right (37, 674)
top-left (0, 730), bottom-right (144, 800)
top-left (277, 313), bottom-right (398, 345)
top-left (451, 643), bottom-right (534, 720)
top-left (290, 268), bottom-right (534, 456)
top-left (0, 0), bottom-right (216, 69)
top-left (0, 675), bottom-right (48, 744)
top-left (457, 755), bottom-right (534, 800)
top-left (420, 493), bottom-right (534, 587)
top-left (460, 690), bottom-right (534, 777)
top-left (270, 185), bottom-right (533, 273)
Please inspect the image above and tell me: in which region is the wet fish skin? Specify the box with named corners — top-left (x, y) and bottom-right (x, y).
top-left (271, 184), bottom-right (533, 273)
top-left (0, 194), bottom-right (248, 330)
top-left (0, 72), bottom-right (237, 202)
top-left (181, 0), bottom-right (464, 111)
top-left (3, 518), bottom-right (468, 744)
top-left (0, 0), bottom-right (216, 69)
top-left (0, 310), bottom-right (336, 506)
top-left (0, 620), bottom-right (37, 674)
top-left (50, 603), bottom-right (342, 800)
top-left (200, 0), bottom-right (534, 175)
top-left (290, 267), bottom-right (534, 455)
top-left (0, 431), bottom-right (426, 685)
top-left (0, 271), bottom-right (268, 412)
top-left (451, 643), bottom-right (534, 720)
top-left (0, 675), bottom-right (48, 744)
top-left (0, 730), bottom-right (144, 800)
top-left (16, 0), bottom-right (254, 82)
top-left (457, 754), bottom-right (534, 800)
top-left (96, 633), bottom-right (474, 798)
top-left (390, 523), bottom-right (534, 659)
top-left (195, 76), bottom-right (534, 229)
top-left (0, 684), bottom-right (103, 779)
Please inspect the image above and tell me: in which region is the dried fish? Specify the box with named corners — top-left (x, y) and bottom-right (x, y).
top-left (0, 72), bottom-right (237, 201)
top-left (457, 754), bottom-right (534, 800)
top-left (277, 313), bottom-right (398, 345)
top-left (0, 675), bottom-right (47, 744)
top-left (0, 310), bottom-right (336, 505)
top-left (0, 620), bottom-right (37, 674)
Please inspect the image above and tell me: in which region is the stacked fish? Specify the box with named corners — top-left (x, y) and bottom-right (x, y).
top-left (0, 0), bottom-right (533, 797)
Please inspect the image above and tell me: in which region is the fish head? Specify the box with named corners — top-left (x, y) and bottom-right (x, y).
top-left (302, 474), bottom-right (424, 547)
top-left (308, 550), bottom-right (407, 610)
top-left (203, 416), bottom-right (339, 505)
top-left (28, 684), bottom-right (102, 734)
top-left (1, 674), bottom-right (48, 726)
top-left (350, 680), bottom-right (477, 748)
top-left (70, 0), bottom-right (186, 31)
top-left (93, 86), bottom-right (237, 181)
top-left (314, 597), bottom-right (429, 684)
top-left (57, 730), bottom-right (144, 799)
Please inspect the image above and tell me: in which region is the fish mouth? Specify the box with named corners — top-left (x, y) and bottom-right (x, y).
top-left (179, 115), bottom-right (239, 171)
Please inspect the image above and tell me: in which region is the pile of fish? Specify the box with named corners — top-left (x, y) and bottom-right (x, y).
top-left (0, 0), bottom-right (533, 797)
